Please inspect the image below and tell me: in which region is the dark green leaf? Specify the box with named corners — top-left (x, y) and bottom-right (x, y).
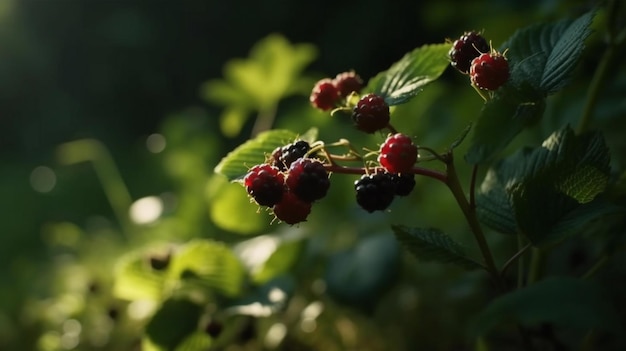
top-left (475, 169), bottom-right (518, 235)
top-left (392, 225), bottom-right (484, 270)
top-left (214, 129), bottom-right (300, 181)
top-left (367, 43), bottom-right (450, 106)
top-left (469, 277), bottom-right (621, 337)
top-left (143, 298), bottom-right (203, 351)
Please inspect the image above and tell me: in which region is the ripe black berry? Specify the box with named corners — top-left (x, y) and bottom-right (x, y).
top-left (378, 133), bottom-right (418, 174)
top-left (286, 158), bottom-right (330, 203)
top-left (448, 31), bottom-right (490, 74)
top-left (470, 52), bottom-right (510, 91)
top-left (332, 71), bottom-right (364, 97)
top-left (270, 140), bottom-right (314, 171)
top-left (391, 173), bottom-right (416, 196)
top-left (243, 164), bottom-right (285, 207)
top-left (352, 93), bottom-right (390, 134)
top-left (310, 78), bottom-right (341, 111)
top-left (273, 191), bottom-right (312, 225)
top-left (354, 172), bottom-right (396, 212)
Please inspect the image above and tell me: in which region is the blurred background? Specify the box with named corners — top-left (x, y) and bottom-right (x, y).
top-left (1, 0), bottom-right (620, 350)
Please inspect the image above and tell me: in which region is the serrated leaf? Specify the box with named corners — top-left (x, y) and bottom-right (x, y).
top-left (214, 129), bottom-right (299, 181)
top-left (468, 277), bottom-right (621, 337)
top-left (143, 298), bottom-right (202, 351)
top-left (113, 253), bottom-right (166, 302)
top-left (475, 169), bottom-right (517, 235)
top-left (367, 43), bottom-right (450, 106)
top-left (501, 11), bottom-right (595, 94)
top-left (392, 225), bottom-right (483, 270)
top-left (168, 239), bottom-right (247, 297)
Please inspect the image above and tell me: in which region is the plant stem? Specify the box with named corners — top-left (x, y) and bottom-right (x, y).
top-left (581, 255), bottom-right (610, 280)
top-left (527, 248), bottom-right (544, 284)
top-left (445, 154), bottom-right (499, 280)
top-left (500, 242), bottom-right (531, 278)
top-left (323, 164), bottom-right (448, 183)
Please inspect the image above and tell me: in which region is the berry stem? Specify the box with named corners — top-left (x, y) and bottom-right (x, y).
top-left (323, 164), bottom-right (447, 183)
top-left (444, 153), bottom-right (499, 281)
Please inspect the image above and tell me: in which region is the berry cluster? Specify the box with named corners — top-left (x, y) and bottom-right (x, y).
top-left (448, 31), bottom-right (510, 92)
top-left (310, 71), bottom-right (364, 111)
top-left (244, 140), bottom-right (330, 224)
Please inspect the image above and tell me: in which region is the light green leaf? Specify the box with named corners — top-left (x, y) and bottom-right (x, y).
top-left (113, 252), bottom-right (166, 302)
top-left (392, 225), bottom-right (484, 270)
top-left (219, 106), bottom-right (251, 138)
top-left (143, 298), bottom-right (202, 351)
top-left (174, 331), bottom-right (213, 351)
top-left (367, 43), bottom-right (450, 106)
top-left (168, 239), bottom-right (247, 298)
top-left (469, 277), bottom-right (621, 337)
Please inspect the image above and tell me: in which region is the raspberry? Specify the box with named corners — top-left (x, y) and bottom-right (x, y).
top-left (270, 140), bottom-right (315, 171)
top-left (354, 172), bottom-right (396, 213)
top-left (286, 158), bottom-right (330, 203)
top-left (273, 191), bottom-right (312, 225)
top-left (470, 52), bottom-right (510, 91)
top-left (448, 31), bottom-right (490, 74)
top-left (352, 93), bottom-right (390, 134)
top-left (310, 78), bottom-right (341, 111)
top-left (332, 71), bottom-right (364, 97)
top-left (391, 173), bottom-right (416, 196)
top-left (378, 133), bottom-right (418, 174)
top-left (243, 164), bottom-right (285, 207)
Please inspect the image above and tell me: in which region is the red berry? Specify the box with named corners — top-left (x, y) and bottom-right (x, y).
top-left (354, 172), bottom-right (396, 213)
top-left (273, 191), bottom-right (312, 225)
top-left (378, 133), bottom-right (418, 174)
top-left (286, 158), bottom-right (330, 203)
top-left (469, 52), bottom-right (510, 91)
top-left (243, 164), bottom-right (285, 207)
top-left (310, 78), bottom-right (341, 111)
top-left (352, 93), bottom-right (390, 134)
top-left (332, 71), bottom-right (364, 97)
top-left (448, 31), bottom-right (490, 74)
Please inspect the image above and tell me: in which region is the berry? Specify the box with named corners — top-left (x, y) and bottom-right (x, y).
top-left (273, 191), bottom-right (312, 225)
top-left (310, 78), bottom-right (341, 111)
top-left (378, 133), bottom-right (418, 174)
top-left (243, 164), bottom-right (285, 207)
top-left (332, 71), bottom-right (364, 97)
top-left (352, 93), bottom-right (390, 134)
top-left (448, 31), bottom-right (490, 74)
top-left (470, 52), bottom-right (510, 91)
top-left (270, 140), bottom-right (314, 171)
top-left (286, 158), bottom-right (330, 203)
top-left (354, 172), bottom-right (396, 213)
top-left (391, 173), bottom-right (416, 196)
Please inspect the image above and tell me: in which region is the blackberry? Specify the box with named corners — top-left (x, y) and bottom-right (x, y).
top-left (273, 191), bottom-right (312, 225)
top-left (391, 173), bottom-right (416, 196)
top-left (378, 133), bottom-right (418, 174)
top-left (470, 52), bottom-right (510, 91)
top-left (243, 164), bottom-right (285, 207)
top-left (448, 31), bottom-right (490, 74)
top-left (332, 71), bottom-right (364, 98)
top-left (270, 140), bottom-right (314, 171)
top-left (286, 158), bottom-right (330, 203)
top-left (354, 172), bottom-right (396, 212)
top-left (310, 78), bottom-right (341, 111)
top-left (352, 93), bottom-right (390, 134)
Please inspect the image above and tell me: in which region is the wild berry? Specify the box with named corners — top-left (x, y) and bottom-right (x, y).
top-left (310, 78), bottom-right (341, 111)
top-left (332, 71), bottom-right (364, 97)
top-left (286, 158), bottom-right (330, 203)
top-left (352, 93), bottom-right (390, 134)
top-left (391, 173), bottom-right (416, 196)
top-left (378, 133), bottom-right (418, 174)
top-left (470, 52), bottom-right (510, 91)
top-left (270, 140), bottom-right (314, 171)
top-left (273, 191), bottom-right (312, 225)
top-left (448, 31), bottom-right (490, 74)
top-left (354, 172), bottom-right (396, 213)
top-left (243, 164), bottom-right (285, 207)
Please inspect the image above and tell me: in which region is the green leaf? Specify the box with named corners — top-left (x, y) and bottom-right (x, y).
top-left (501, 10), bottom-right (595, 94)
top-left (174, 332), bottom-right (213, 351)
top-left (367, 43), bottom-right (450, 106)
top-left (392, 225), bottom-right (483, 270)
top-left (234, 234), bottom-right (304, 285)
top-left (113, 252), bottom-right (166, 302)
top-left (225, 275), bottom-right (295, 317)
top-left (475, 169), bottom-right (518, 235)
top-left (469, 277), bottom-right (621, 337)
top-left (143, 298), bottom-right (202, 351)
top-left (168, 239), bottom-right (247, 298)
top-left (214, 129), bottom-right (299, 181)
top-left (219, 106), bottom-right (251, 138)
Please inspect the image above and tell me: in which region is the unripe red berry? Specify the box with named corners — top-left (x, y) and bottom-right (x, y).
top-left (378, 133), bottom-right (418, 174)
top-left (352, 93), bottom-right (390, 134)
top-left (310, 78), bottom-right (341, 111)
top-left (469, 52), bottom-right (510, 91)
top-left (243, 164), bottom-right (285, 207)
top-left (332, 71), bottom-right (364, 97)
top-left (273, 191), bottom-right (312, 225)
